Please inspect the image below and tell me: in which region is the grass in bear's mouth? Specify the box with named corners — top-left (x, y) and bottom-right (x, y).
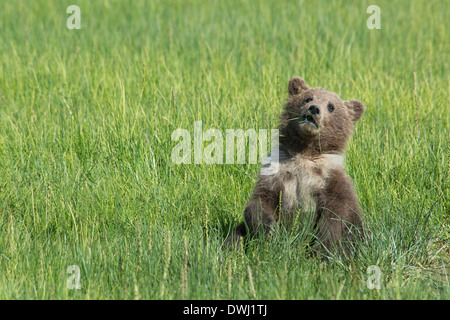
top-left (299, 114), bottom-right (318, 128)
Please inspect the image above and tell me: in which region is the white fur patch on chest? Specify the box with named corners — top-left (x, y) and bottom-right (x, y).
top-left (263, 153), bottom-right (344, 213)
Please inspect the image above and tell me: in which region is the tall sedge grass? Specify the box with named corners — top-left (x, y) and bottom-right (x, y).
top-left (0, 0), bottom-right (448, 299)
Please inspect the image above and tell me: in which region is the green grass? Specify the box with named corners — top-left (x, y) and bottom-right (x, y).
top-left (0, 0), bottom-right (448, 299)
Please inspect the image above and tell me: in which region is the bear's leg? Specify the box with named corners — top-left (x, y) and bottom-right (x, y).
top-left (224, 222), bottom-right (247, 249)
top-left (224, 197), bottom-right (277, 249)
top-left (314, 205), bottom-right (363, 256)
top-left (314, 171), bottom-right (363, 256)
top-left (243, 198), bottom-right (277, 236)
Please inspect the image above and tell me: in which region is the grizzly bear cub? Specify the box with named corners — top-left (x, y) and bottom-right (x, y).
top-left (225, 76), bottom-right (365, 255)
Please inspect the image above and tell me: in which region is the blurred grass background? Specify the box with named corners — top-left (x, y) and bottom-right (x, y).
top-left (0, 0), bottom-right (448, 299)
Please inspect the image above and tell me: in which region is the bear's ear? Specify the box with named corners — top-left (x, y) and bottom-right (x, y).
top-left (288, 77), bottom-right (310, 96)
top-left (345, 100), bottom-right (365, 122)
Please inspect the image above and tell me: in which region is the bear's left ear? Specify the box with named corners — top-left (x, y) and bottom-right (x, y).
top-left (288, 76), bottom-right (310, 96)
top-left (345, 100), bottom-right (365, 122)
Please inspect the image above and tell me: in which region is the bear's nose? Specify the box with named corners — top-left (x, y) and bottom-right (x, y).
top-left (308, 105), bottom-right (320, 115)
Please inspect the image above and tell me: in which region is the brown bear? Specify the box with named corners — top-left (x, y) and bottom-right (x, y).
top-left (225, 76), bottom-right (365, 255)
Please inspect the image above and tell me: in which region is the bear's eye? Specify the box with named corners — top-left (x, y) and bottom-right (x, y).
top-left (304, 97), bottom-right (313, 104)
top-left (327, 104), bottom-right (335, 112)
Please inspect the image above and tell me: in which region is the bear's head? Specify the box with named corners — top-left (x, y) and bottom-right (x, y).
top-left (279, 76), bottom-right (364, 155)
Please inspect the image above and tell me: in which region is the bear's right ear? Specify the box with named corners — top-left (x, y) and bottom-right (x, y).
top-left (288, 77), bottom-right (309, 96)
top-left (345, 100), bottom-right (365, 122)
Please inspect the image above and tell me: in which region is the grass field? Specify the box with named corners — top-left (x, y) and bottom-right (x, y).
top-left (0, 0), bottom-right (448, 299)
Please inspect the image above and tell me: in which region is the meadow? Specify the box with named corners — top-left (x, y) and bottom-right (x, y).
top-left (0, 0), bottom-right (448, 299)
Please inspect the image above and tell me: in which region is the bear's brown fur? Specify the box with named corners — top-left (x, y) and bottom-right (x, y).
top-left (225, 77), bottom-right (365, 255)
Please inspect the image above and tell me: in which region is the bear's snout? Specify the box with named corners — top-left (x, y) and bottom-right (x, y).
top-left (308, 105), bottom-right (320, 115)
